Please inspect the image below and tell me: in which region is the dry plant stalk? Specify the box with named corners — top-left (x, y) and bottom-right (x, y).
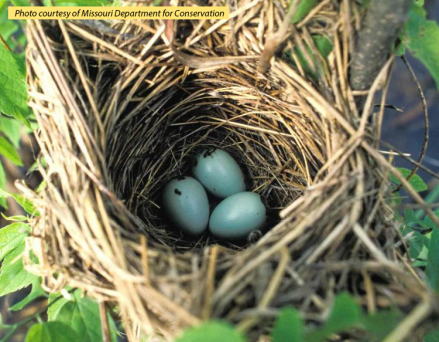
top-left (20, 0), bottom-right (438, 340)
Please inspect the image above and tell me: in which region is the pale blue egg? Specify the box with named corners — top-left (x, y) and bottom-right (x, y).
top-left (192, 149), bottom-right (246, 198)
top-left (162, 177), bottom-right (210, 236)
top-left (209, 192), bottom-right (266, 240)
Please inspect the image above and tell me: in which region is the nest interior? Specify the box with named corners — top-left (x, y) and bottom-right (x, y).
top-left (23, 0), bottom-right (437, 340)
top-left (107, 71), bottom-right (323, 249)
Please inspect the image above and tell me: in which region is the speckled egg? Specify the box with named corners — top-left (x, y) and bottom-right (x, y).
top-left (209, 192), bottom-right (266, 240)
top-left (162, 176), bottom-right (210, 236)
top-left (192, 148), bottom-right (246, 198)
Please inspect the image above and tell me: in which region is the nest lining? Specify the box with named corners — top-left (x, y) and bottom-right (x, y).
top-left (106, 72), bottom-right (324, 249)
top-left (22, 0), bottom-right (438, 340)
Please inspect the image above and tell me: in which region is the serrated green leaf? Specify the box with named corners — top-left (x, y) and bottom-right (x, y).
top-left (0, 222), bottom-right (29, 261)
top-left (0, 116), bottom-right (22, 148)
top-left (49, 289), bottom-right (118, 342)
top-left (0, 42), bottom-right (29, 122)
top-left (0, 244), bottom-right (38, 296)
top-left (0, 136), bottom-right (22, 166)
top-left (306, 293), bottom-right (362, 342)
top-left (10, 278), bottom-right (45, 311)
top-left (291, 0), bottom-right (317, 24)
top-left (273, 307), bottom-right (303, 342)
top-left (404, 5), bottom-right (439, 89)
top-left (389, 168), bottom-right (428, 192)
top-left (361, 307), bottom-right (404, 340)
top-left (177, 321), bottom-right (246, 342)
top-left (25, 322), bottom-right (79, 342)
top-left (426, 228), bottom-right (439, 291)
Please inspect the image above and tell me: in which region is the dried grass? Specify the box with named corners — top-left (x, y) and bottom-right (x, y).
top-left (20, 0), bottom-right (439, 340)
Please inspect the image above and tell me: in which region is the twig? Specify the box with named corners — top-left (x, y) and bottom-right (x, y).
top-left (350, 0), bottom-right (412, 91)
top-left (380, 141), bottom-right (439, 181)
top-left (257, 0), bottom-right (300, 74)
top-left (393, 55), bottom-right (429, 192)
top-left (382, 298), bottom-right (431, 342)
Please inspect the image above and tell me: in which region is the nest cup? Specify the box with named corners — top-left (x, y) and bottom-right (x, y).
top-left (23, 0), bottom-right (435, 340)
top-left (108, 74), bottom-right (319, 248)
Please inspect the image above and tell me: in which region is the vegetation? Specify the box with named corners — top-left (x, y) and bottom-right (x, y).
top-left (0, 0), bottom-right (438, 341)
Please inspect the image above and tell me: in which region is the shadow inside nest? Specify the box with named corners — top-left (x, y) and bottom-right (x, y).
top-left (105, 75), bottom-right (319, 252)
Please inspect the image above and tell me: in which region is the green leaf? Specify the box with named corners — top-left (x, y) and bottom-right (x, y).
top-left (1, 213), bottom-right (29, 222)
top-left (273, 307), bottom-right (304, 342)
top-left (0, 42), bottom-right (29, 122)
top-left (0, 222), bottom-right (29, 261)
top-left (314, 36), bottom-right (333, 59)
top-left (416, 186), bottom-right (439, 219)
top-left (389, 168), bottom-right (428, 192)
top-left (424, 328), bottom-right (439, 342)
top-left (0, 244), bottom-right (38, 296)
top-left (426, 227), bottom-right (439, 291)
top-left (0, 115), bottom-right (22, 148)
top-left (289, 35), bottom-right (333, 79)
top-left (0, 136), bottom-right (22, 166)
top-left (11, 0), bottom-right (31, 5)
top-left (361, 307), bottom-right (404, 340)
top-left (306, 293), bottom-right (361, 342)
top-left (47, 292), bottom-right (69, 321)
top-left (424, 209), bottom-right (439, 229)
top-left (10, 278), bottom-right (45, 311)
top-left (404, 5), bottom-right (439, 89)
top-left (0, 162), bottom-right (6, 208)
top-left (291, 0), bottom-right (317, 24)
top-left (407, 231), bottom-right (429, 260)
top-left (0, 189), bottom-right (39, 215)
top-left (49, 290), bottom-right (118, 342)
top-left (25, 322), bottom-right (79, 342)
top-left (395, 41), bottom-right (406, 57)
top-left (0, 7), bottom-right (20, 52)
top-left (177, 321), bottom-right (246, 342)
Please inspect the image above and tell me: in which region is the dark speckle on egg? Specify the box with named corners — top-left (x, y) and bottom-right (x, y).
top-left (174, 189), bottom-right (182, 195)
top-left (203, 147), bottom-right (216, 158)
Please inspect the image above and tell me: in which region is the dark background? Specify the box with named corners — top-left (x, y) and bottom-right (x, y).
top-left (382, 0), bottom-right (439, 185)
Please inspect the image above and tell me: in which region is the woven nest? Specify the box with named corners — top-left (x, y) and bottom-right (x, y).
top-left (22, 0), bottom-right (437, 340)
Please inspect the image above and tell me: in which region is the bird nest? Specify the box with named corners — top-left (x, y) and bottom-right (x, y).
top-left (21, 0), bottom-right (436, 340)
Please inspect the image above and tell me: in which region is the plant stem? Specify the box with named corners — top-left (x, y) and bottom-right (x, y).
top-left (350, 0), bottom-right (412, 91)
